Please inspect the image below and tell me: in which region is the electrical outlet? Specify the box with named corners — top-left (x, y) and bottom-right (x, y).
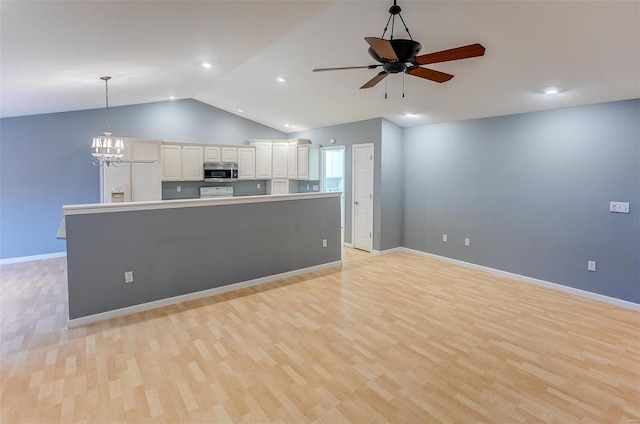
top-left (609, 201), bottom-right (629, 213)
top-left (177, 186), bottom-right (181, 192)
top-left (588, 261), bottom-right (596, 272)
top-left (442, 234), bottom-right (447, 242)
top-left (464, 238), bottom-right (470, 247)
top-left (322, 239), bottom-right (327, 248)
top-left (124, 271), bottom-right (134, 283)
top-left (257, 183), bottom-right (260, 189)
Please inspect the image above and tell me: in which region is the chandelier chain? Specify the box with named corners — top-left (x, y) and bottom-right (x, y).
top-left (102, 76), bottom-right (111, 133)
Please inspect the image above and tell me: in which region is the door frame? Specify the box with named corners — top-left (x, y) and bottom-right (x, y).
top-left (351, 143), bottom-right (374, 252)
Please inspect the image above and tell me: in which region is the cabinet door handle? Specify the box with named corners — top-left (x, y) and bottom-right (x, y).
top-left (354, 201), bottom-right (359, 205)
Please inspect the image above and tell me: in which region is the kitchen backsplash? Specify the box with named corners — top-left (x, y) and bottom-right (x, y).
top-left (162, 181), bottom-right (267, 200)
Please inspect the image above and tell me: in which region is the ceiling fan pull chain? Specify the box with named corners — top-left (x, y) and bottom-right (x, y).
top-left (403, 73), bottom-right (405, 98)
top-left (385, 78), bottom-right (388, 99)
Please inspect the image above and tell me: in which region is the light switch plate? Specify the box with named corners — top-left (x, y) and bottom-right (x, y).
top-left (610, 201), bottom-right (629, 213)
top-left (588, 261), bottom-right (596, 272)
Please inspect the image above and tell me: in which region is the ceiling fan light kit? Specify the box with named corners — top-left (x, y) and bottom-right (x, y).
top-left (313, 0), bottom-right (485, 95)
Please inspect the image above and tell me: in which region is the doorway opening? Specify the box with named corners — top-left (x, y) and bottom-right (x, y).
top-left (321, 146), bottom-right (345, 244)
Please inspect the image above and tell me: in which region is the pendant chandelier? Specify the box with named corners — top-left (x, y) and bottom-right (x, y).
top-left (91, 76), bottom-right (124, 167)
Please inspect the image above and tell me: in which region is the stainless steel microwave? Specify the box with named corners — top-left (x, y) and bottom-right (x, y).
top-left (204, 162), bottom-right (238, 182)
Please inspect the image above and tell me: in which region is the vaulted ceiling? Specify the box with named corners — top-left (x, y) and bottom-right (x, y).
top-left (1, 1), bottom-right (638, 132)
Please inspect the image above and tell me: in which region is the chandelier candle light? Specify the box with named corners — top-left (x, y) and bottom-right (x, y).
top-left (91, 76), bottom-right (124, 167)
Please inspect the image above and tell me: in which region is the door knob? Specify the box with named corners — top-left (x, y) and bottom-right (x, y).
top-left (354, 201), bottom-right (359, 205)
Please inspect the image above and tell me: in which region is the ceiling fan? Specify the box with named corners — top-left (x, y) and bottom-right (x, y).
top-left (313, 0), bottom-right (486, 92)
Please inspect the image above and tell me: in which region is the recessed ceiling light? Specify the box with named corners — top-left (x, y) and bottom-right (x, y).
top-left (284, 123), bottom-right (290, 128)
top-left (201, 62), bottom-right (212, 69)
top-left (543, 85), bottom-right (562, 95)
top-left (404, 112), bottom-right (417, 117)
top-left (237, 108), bottom-right (245, 113)
top-left (169, 96), bottom-right (176, 100)
top-left (277, 76), bottom-right (287, 83)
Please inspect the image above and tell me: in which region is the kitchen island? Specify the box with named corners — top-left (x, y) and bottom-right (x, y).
top-left (63, 192), bottom-right (342, 327)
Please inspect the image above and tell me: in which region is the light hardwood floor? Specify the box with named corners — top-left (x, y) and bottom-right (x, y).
top-left (1, 249), bottom-right (639, 423)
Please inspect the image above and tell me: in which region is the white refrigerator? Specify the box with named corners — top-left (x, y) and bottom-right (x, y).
top-left (100, 162), bottom-right (162, 203)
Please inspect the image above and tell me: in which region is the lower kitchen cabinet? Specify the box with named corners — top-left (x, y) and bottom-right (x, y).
top-left (268, 179), bottom-right (289, 195)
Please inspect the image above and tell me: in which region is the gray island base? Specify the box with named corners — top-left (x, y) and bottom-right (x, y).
top-left (63, 193), bottom-right (342, 327)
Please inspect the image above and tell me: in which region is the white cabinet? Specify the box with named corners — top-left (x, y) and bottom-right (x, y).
top-left (162, 144), bottom-right (203, 181)
top-left (205, 146), bottom-right (237, 163)
top-left (297, 144), bottom-right (320, 180)
top-left (253, 141), bottom-right (272, 179)
top-left (161, 145), bottom-right (182, 181)
top-left (287, 142), bottom-right (298, 179)
top-left (221, 147), bottom-right (237, 162)
top-left (237, 147), bottom-right (256, 180)
top-left (182, 146), bottom-right (204, 180)
top-left (133, 141), bottom-right (160, 162)
top-left (272, 142), bottom-right (289, 179)
top-left (268, 179), bottom-right (290, 195)
top-left (117, 138), bottom-right (160, 162)
top-left (204, 146), bottom-right (221, 162)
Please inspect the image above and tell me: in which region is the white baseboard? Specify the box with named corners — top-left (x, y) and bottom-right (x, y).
top-left (400, 247), bottom-right (639, 312)
top-left (343, 242), bottom-right (353, 248)
top-left (0, 251), bottom-right (66, 265)
top-left (372, 247), bottom-right (403, 255)
top-left (67, 260), bottom-right (343, 328)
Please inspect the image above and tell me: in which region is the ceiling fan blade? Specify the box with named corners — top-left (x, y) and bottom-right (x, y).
top-left (365, 37), bottom-right (398, 61)
top-left (360, 71), bottom-right (388, 89)
top-left (414, 43), bottom-right (485, 65)
top-left (313, 65), bottom-right (381, 72)
top-left (406, 67), bottom-right (454, 83)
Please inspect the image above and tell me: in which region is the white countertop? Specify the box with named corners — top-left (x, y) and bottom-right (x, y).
top-left (62, 192), bottom-right (342, 216)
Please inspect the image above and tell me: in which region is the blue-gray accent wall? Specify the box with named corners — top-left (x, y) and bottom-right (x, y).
top-left (0, 99), bottom-right (285, 259)
top-left (403, 99), bottom-right (639, 303)
top-left (290, 118), bottom-right (385, 249)
top-left (2, 97), bottom-right (638, 303)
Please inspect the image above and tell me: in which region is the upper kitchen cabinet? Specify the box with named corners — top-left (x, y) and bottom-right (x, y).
top-left (162, 144), bottom-right (204, 181)
top-left (204, 146), bottom-right (238, 163)
top-left (116, 138), bottom-right (160, 162)
top-left (204, 146), bottom-right (221, 162)
top-left (161, 145), bottom-right (181, 181)
top-left (221, 147), bottom-right (238, 162)
top-left (182, 146), bottom-right (204, 180)
top-left (297, 144), bottom-right (320, 180)
top-left (272, 141), bottom-right (289, 179)
top-left (237, 147), bottom-right (256, 180)
top-left (132, 140), bottom-right (161, 162)
top-left (287, 141), bottom-right (298, 179)
top-left (250, 141), bottom-right (272, 179)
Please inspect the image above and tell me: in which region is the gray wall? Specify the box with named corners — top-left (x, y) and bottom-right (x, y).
top-left (380, 119), bottom-right (404, 250)
top-left (403, 99), bottom-right (639, 303)
top-left (66, 195), bottom-right (341, 320)
top-left (290, 118), bottom-right (383, 248)
top-left (0, 99), bottom-right (285, 259)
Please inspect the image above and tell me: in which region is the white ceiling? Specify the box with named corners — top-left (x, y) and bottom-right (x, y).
top-left (1, 1), bottom-right (639, 132)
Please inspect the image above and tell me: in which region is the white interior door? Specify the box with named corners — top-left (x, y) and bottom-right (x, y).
top-left (352, 144), bottom-right (373, 252)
